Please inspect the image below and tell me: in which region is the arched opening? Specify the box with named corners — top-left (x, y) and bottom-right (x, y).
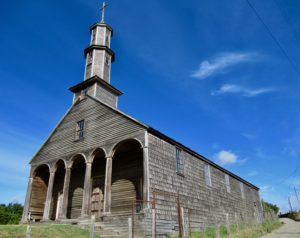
top-left (111, 139), bottom-right (143, 214)
top-left (50, 160), bottom-right (65, 220)
top-left (67, 155), bottom-right (86, 219)
top-left (90, 149), bottom-right (106, 217)
top-left (29, 164), bottom-right (50, 221)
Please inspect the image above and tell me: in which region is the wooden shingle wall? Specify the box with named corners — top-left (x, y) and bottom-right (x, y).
top-left (148, 133), bottom-right (262, 229)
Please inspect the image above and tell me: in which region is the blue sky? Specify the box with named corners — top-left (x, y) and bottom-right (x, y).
top-left (1, 0), bottom-right (300, 212)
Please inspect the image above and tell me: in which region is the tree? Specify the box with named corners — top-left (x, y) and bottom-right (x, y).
top-left (0, 203), bottom-right (23, 224)
top-left (262, 200), bottom-right (279, 214)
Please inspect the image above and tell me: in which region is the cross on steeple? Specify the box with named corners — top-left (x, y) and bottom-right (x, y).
top-left (100, 1), bottom-right (108, 23)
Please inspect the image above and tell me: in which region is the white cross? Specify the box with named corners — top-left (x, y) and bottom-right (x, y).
top-left (100, 1), bottom-right (108, 23)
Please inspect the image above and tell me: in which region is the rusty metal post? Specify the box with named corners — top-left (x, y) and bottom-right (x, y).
top-left (177, 196), bottom-right (183, 238)
top-left (188, 208), bottom-right (191, 238)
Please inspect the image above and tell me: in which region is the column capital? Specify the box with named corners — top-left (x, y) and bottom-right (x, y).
top-left (141, 146), bottom-right (148, 149)
top-left (106, 156), bottom-right (113, 160)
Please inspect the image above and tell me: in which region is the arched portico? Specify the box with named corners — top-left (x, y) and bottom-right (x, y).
top-left (67, 155), bottom-right (86, 219)
top-left (29, 164), bottom-right (50, 221)
top-left (110, 139), bottom-right (143, 213)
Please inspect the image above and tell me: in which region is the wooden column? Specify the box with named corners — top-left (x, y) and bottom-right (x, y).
top-left (59, 167), bottom-right (71, 219)
top-left (42, 170), bottom-right (55, 221)
top-left (103, 156), bottom-right (112, 213)
top-left (142, 145), bottom-right (149, 202)
top-left (21, 175), bottom-right (33, 223)
top-left (81, 162), bottom-right (92, 217)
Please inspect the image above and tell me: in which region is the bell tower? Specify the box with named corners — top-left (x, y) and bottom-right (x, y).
top-left (69, 1), bottom-right (122, 108)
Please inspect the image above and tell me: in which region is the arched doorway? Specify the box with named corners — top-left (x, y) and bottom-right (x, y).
top-left (29, 164), bottom-right (50, 221)
top-left (67, 155), bottom-right (86, 219)
top-left (50, 160), bottom-right (65, 220)
top-left (90, 149), bottom-right (106, 217)
top-left (111, 139), bottom-right (143, 214)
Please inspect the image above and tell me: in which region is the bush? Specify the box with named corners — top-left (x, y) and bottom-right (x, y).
top-left (204, 227), bottom-right (217, 238)
top-left (0, 203), bottom-right (23, 224)
top-left (219, 225), bottom-right (228, 238)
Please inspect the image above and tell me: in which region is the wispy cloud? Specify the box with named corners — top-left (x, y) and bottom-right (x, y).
top-left (191, 52), bottom-right (260, 80)
top-left (211, 84), bottom-right (275, 97)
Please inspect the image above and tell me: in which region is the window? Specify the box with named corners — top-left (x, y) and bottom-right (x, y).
top-left (92, 29), bottom-right (96, 44)
top-left (240, 182), bottom-right (245, 199)
top-left (75, 120), bottom-right (85, 141)
top-left (204, 164), bottom-right (212, 187)
top-left (176, 148), bottom-right (183, 175)
top-left (87, 52), bottom-right (93, 65)
top-left (225, 174), bottom-right (231, 193)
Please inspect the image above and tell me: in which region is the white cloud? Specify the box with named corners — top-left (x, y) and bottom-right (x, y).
top-left (214, 150), bottom-right (238, 166)
top-left (191, 52), bottom-right (259, 80)
top-left (211, 84), bottom-right (275, 97)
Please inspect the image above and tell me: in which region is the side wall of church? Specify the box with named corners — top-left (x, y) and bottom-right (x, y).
top-left (147, 133), bottom-right (263, 230)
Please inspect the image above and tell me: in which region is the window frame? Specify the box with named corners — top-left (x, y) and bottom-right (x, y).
top-left (240, 182), bottom-right (245, 199)
top-left (204, 164), bottom-right (212, 187)
top-left (74, 120), bottom-right (85, 141)
top-left (175, 147), bottom-right (184, 175)
top-left (225, 174), bottom-right (231, 193)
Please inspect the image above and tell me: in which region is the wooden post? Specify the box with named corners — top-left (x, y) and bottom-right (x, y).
top-left (59, 167), bottom-right (71, 219)
top-left (22, 176), bottom-right (33, 223)
top-left (104, 156), bottom-right (112, 213)
top-left (142, 146), bottom-right (149, 204)
top-left (82, 162), bottom-right (92, 217)
top-left (89, 215), bottom-right (95, 238)
top-left (42, 171), bottom-right (55, 221)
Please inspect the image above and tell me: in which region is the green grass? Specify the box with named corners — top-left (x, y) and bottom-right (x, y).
top-left (0, 224), bottom-right (101, 238)
top-left (189, 220), bottom-right (282, 238)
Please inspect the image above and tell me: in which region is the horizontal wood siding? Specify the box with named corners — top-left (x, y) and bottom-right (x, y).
top-left (67, 162), bottom-right (85, 219)
top-left (29, 176), bottom-right (48, 221)
top-left (31, 97), bottom-right (145, 164)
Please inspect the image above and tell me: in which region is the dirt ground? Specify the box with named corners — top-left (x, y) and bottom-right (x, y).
top-left (261, 218), bottom-right (300, 238)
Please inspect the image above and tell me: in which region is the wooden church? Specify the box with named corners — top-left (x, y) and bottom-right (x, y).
top-left (22, 3), bottom-right (263, 236)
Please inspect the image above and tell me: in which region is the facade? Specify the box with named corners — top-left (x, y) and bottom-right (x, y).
top-left (22, 5), bottom-right (263, 236)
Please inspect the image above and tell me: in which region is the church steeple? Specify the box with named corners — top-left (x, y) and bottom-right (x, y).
top-left (84, 1), bottom-right (114, 83)
top-left (69, 1), bottom-right (122, 108)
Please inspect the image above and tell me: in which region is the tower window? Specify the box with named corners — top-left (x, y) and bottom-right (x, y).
top-left (105, 56), bottom-right (110, 65)
top-left (176, 148), bottom-right (183, 175)
top-left (204, 164), bottom-right (212, 187)
top-left (87, 52), bottom-right (93, 65)
top-left (92, 29), bottom-right (96, 44)
top-left (75, 120), bottom-right (85, 141)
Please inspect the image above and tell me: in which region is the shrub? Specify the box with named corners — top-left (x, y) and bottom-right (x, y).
top-left (204, 227), bottom-right (216, 238)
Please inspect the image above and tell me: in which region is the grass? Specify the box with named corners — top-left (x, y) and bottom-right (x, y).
top-left (0, 224), bottom-right (101, 238)
top-left (188, 220), bottom-right (282, 238)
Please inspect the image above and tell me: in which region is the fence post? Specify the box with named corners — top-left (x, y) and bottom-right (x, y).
top-left (25, 212), bottom-right (31, 238)
top-left (177, 196), bottom-right (183, 238)
top-left (152, 207), bottom-right (156, 238)
top-left (89, 215), bottom-right (95, 238)
top-left (128, 217), bottom-right (133, 238)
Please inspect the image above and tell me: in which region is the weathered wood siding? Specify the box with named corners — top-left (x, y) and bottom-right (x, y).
top-left (29, 173), bottom-right (49, 221)
top-left (67, 161), bottom-right (86, 219)
top-left (148, 133), bottom-right (262, 229)
top-left (31, 97), bottom-right (145, 165)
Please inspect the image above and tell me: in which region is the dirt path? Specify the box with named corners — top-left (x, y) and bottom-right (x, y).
top-left (261, 218), bottom-right (300, 238)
